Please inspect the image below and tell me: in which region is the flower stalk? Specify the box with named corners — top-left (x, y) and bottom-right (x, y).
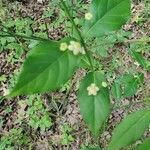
top-left (60, 0), bottom-right (94, 71)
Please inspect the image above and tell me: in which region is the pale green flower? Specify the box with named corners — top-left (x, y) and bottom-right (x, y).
top-left (80, 47), bottom-right (86, 55)
top-left (68, 41), bottom-right (85, 55)
top-left (102, 82), bottom-right (108, 87)
top-left (87, 83), bottom-right (99, 96)
top-left (85, 12), bottom-right (93, 20)
top-left (60, 42), bottom-right (68, 51)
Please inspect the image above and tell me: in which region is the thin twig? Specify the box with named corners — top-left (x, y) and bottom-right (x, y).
top-left (0, 24), bottom-right (50, 41)
top-left (44, 21), bottom-right (49, 38)
top-left (0, 34), bottom-right (50, 41)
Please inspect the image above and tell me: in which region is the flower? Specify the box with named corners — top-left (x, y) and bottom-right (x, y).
top-left (68, 41), bottom-right (80, 55)
top-left (85, 12), bottom-right (93, 20)
top-left (80, 47), bottom-right (86, 55)
top-left (60, 42), bottom-right (68, 51)
top-left (102, 82), bottom-right (108, 87)
top-left (68, 41), bottom-right (85, 55)
top-left (87, 83), bottom-right (99, 96)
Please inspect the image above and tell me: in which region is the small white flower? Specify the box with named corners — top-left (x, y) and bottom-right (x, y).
top-left (73, 42), bottom-right (81, 55)
top-left (80, 47), bottom-right (86, 55)
top-left (87, 83), bottom-right (99, 96)
top-left (85, 13), bottom-right (93, 20)
top-left (68, 41), bottom-right (75, 51)
top-left (102, 82), bottom-right (108, 87)
top-left (60, 42), bottom-right (68, 51)
top-left (68, 41), bottom-right (85, 55)
top-left (71, 49), bottom-right (79, 55)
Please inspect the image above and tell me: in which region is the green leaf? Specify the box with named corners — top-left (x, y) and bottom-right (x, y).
top-left (111, 73), bottom-right (144, 100)
top-left (111, 81), bottom-right (122, 100)
top-left (96, 47), bottom-right (108, 58)
top-left (107, 109), bottom-right (150, 150)
top-left (136, 138), bottom-right (150, 150)
top-left (9, 40), bottom-right (80, 97)
top-left (78, 71), bottom-right (110, 137)
top-left (83, 0), bottom-right (131, 38)
top-left (129, 50), bottom-right (150, 71)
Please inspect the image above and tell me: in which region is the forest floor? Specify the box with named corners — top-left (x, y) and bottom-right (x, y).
top-left (0, 0), bottom-right (150, 150)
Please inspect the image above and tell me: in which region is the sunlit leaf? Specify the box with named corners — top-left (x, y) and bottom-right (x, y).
top-left (111, 73), bottom-right (144, 100)
top-left (83, 0), bottom-right (131, 38)
top-left (107, 109), bottom-right (150, 150)
top-left (129, 49), bottom-right (150, 71)
top-left (78, 71), bottom-right (110, 137)
top-left (9, 39), bottom-right (80, 97)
